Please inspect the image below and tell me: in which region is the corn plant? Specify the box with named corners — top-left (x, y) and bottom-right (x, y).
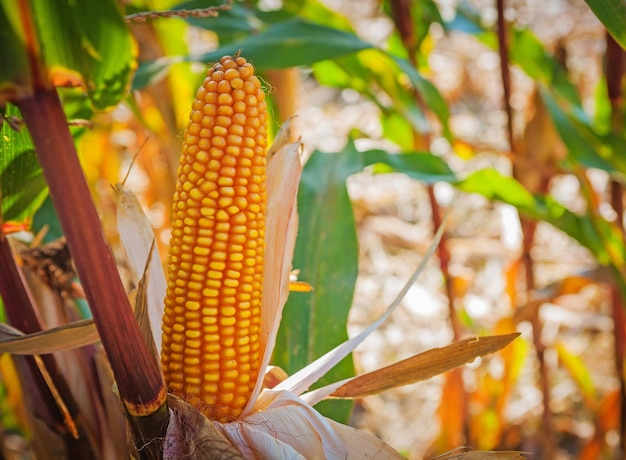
top-left (3, 0), bottom-right (626, 459)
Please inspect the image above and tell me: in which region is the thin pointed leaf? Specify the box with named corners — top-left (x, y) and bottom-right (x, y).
top-left (133, 240), bottom-right (161, 369)
top-left (361, 149), bottom-right (456, 183)
top-left (584, 0), bottom-right (626, 49)
top-left (0, 319), bottom-right (98, 355)
top-left (330, 333), bottom-right (520, 399)
top-left (275, 216), bottom-right (446, 397)
top-left (274, 143), bottom-right (362, 423)
top-left (555, 342), bottom-right (597, 409)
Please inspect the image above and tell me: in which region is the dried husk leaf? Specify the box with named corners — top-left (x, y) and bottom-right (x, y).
top-left (267, 117), bottom-right (296, 159)
top-left (92, 348), bottom-right (128, 460)
top-left (222, 389), bottom-right (403, 460)
top-left (132, 239), bottom-right (160, 369)
top-left (325, 418), bottom-right (405, 459)
top-left (434, 448), bottom-right (529, 459)
top-left (244, 141), bottom-right (302, 415)
top-left (23, 264), bottom-right (128, 460)
top-left (0, 319), bottom-right (98, 354)
top-left (330, 333), bottom-right (520, 399)
top-left (164, 395), bottom-right (244, 460)
top-left (113, 183), bottom-right (167, 354)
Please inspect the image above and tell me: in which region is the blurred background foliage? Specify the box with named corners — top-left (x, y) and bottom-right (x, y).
top-left (2, 0), bottom-right (626, 458)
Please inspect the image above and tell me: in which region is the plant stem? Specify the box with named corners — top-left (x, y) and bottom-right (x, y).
top-left (389, 0), bottom-right (468, 446)
top-left (0, 233), bottom-right (94, 456)
top-left (16, 88), bottom-right (168, 451)
top-left (606, 30), bottom-right (626, 457)
top-left (496, 0), bottom-right (554, 456)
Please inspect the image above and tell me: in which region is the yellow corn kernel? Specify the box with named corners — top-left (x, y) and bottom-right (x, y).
top-left (161, 55), bottom-right (267, 422)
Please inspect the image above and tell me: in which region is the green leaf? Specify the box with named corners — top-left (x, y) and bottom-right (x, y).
top-left (282, 0), bottom-right (355, 32)
top-left (584, 0), bottom-right (626, 50)
top-left (380, 111), bottom-right (413, 150)
top-left (393, 55), bottom-right (452, 139)
top-left (174, 0), bottom-right (271, 43)
top-left (0, 104), bottom-right (47, 224)
top-left (539, 87), bottom-right (624, 174)
top-left (313, 49), bottom-right (451, 140)
top-left (361, 149), bottom-right (457, 183)
top-left (134, 19), bottom-right (372, 89)
top-left (274, 143), bottom-right (362, 423)
top-left (200, 19), bottom-right (372, 67)
top-left (0, 3), bottom-right (32, 100)
top-left (457, 168), bottom-right (625, 265)
top-left (0, 0), bottom-right (134, 109)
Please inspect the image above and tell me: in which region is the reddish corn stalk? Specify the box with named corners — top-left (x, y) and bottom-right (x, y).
top-left (15, 89), bottom-right (168, 457)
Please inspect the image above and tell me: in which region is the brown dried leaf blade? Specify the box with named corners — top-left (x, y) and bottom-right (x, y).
top-left (0, 319), bottom-right (98, 355)
top-left (164, 395), bottom-right (244, 460)
top-left (331, 333), bottom-right (520, 399)
top-left (133, 239), bottom-right (161, 369)
top-left (434, 449), bottom-right (529, 459)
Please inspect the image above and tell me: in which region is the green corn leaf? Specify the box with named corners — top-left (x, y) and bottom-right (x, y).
top-left (584, 0), bottom-right (626, 50)
top-left (134, 18), bottom-right (372, 89)
top-left (539, 87), bottom-right (626, 175)
top-left (0, 0), bottom-right (134, 109)
top-left (361, 149), bottom-right (457, 183)
top-left (0, 104), bottom-right (47, 225)
top-left (274, 142), bottom-right (362, 424)
top-left (313, 49), bottom-right (451, 139)
top-left (457, 168), bottom-right (626, 266)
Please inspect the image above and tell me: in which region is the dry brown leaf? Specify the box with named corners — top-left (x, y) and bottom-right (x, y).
top-left (267, 116), bottom-right (296, 159)
top-left (433, 450), bottom-right (528, 459)
top-left (113, 183), bottom-right (166, 354)
top-left (331, 333), bottom-right (520, 399)
top-left (32, 354), bottom-right (78, 439)
top-left (514, 87), bottom-right (564, 194)
top-left (93, 348), bottom-right (128, 460)
top-left (164, 395), bottom-right (244, 460)
top-left (133, 239), bottom-right (160, 369)
top-left (0, 319), bottom-right (98, 355)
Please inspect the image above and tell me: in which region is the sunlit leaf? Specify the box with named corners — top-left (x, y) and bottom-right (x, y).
top-left (314, 49), bottom-right (451, 139)
top-left (362, 148), bottom-right (457, 183)
top-left (0, 104), bottom-right (47, 224)
top-left (0, 0), bottom-right (135, 109)
top-left (457, 168), bottom-right (626, 265)
top-left (539, 88), bottom-right (620, 174)
top-left (274, 143), bottom-right (361, 423)
top-left (134, 19), bottom-right (372, 89)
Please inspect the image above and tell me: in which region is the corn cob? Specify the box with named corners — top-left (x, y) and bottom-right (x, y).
top-left (161, 55), bottom-right (268, 422)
